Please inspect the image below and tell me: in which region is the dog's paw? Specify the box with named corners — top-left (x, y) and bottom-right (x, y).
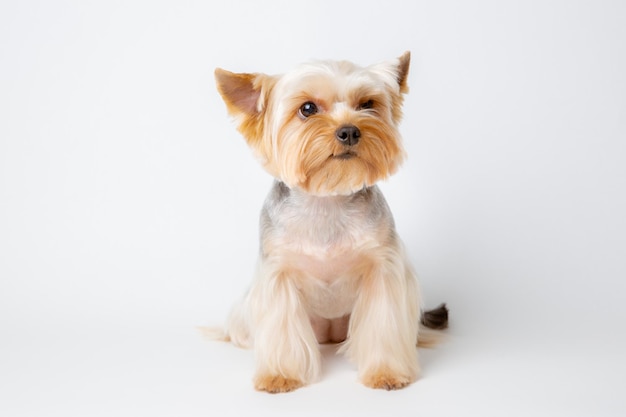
top-left (254, 374), bottom-right (304, 393)
top-left (362, 370), bottom-right (413, 391)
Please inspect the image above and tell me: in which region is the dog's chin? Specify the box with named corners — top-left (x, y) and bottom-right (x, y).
top-left (291, 155), bottom-right (390, 197)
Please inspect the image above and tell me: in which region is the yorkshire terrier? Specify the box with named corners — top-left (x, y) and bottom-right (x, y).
top-left (212, 52), bottom-right (448, 393)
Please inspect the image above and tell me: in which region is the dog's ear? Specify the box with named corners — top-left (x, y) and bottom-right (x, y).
top-left (215, 69), bottom-right (266, 116)
top-left (396, 51), bottom-right (410, 94)
top-left (367, 52), bottom-right (411, 123)
top-left (369, 51), bottom-right (411, 94)
top-left (215, 69), bottom-right (276, 143)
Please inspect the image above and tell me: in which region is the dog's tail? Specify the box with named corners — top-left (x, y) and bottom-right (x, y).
top-left (417, 303), bottom-right (449, 348)
top-left (421, 303), bottom-right (449, 330)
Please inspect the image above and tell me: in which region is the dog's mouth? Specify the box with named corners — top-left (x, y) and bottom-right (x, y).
top-left (332, 151), bottom-right (357, 160)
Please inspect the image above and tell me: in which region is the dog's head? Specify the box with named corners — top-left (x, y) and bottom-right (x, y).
top-left (215, 52), bottom-right (410, 196)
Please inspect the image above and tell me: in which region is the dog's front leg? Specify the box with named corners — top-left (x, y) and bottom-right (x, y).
top-left (250, 264), bottom-right (321, 393)
top-left (341, 249), bottom-right (421, 390)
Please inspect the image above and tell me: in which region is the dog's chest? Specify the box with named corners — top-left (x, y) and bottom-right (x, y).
top-left (260, 184), bottom-right (395, 317)
top-left (275, 194), bottom-right (374, 250)
top-left (262, 186), bottom-right (389, 283)
top-left (274, 198), bottom-right (371, 316)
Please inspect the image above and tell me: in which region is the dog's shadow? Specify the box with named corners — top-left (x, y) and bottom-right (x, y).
top-left (317, 336), bottom-right (450, 381)
top-left (317, 343), bottom-right (355, 381)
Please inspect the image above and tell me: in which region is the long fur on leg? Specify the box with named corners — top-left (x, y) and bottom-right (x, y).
top-left (339, 247), bottom-right (421, 390)
top-left (247, 264), bottom-right (321, 392)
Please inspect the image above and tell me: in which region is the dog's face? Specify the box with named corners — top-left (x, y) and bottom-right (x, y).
top-left (215, 53), bottom-right (410, 196)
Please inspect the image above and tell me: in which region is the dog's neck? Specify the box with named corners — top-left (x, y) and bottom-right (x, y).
top-left (263, 181), bottom-right (393, 238)
top-left (276, 181), bottom-right (371, 205)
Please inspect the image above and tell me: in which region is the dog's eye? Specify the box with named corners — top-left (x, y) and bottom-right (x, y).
top-left (358, 99), bottom-right (374, 110)
top-left (299, 102), bottom-right (318, 118)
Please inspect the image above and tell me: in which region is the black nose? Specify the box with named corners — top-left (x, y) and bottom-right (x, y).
top-left (335, 125), bottom-right (361, 146)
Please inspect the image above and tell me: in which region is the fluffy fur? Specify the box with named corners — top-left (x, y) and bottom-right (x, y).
top-left (212, 52), bottom-right (448, 393)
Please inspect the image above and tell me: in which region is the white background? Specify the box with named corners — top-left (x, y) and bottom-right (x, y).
top-left (1, 1), bottom-right (625, 416)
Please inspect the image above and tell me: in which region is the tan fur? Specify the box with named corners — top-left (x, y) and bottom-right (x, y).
top-left (362, 367), bottom-right (412, 390)
top-left (212, 52), bottom-right (447, 393)
top-left (254, 375), bottom-right (304, 394)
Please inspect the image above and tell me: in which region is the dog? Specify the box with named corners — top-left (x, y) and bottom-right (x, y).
top-left (211, 52), bottom-right (448, 393)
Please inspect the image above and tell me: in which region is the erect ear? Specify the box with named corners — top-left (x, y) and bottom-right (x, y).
top-left (215, 68), bottom-right (268, 116)
top-left (214, 68), bottom-right (277, 146)
top-left (396, 51), bottom-right (411, 93)
top-left (369, 51), bottom-right (411, 94)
